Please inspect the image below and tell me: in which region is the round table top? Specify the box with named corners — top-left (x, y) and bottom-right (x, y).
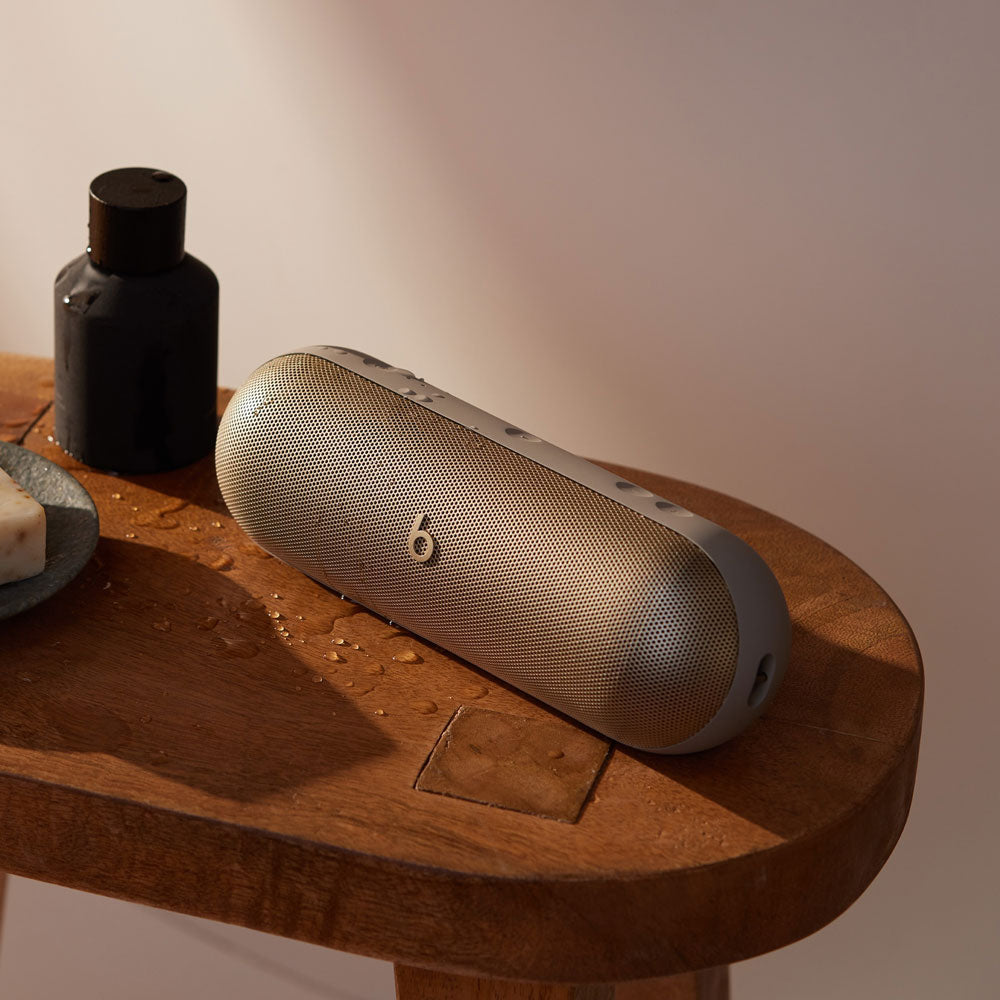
top-left (0, 358), bottom-right (923, 984)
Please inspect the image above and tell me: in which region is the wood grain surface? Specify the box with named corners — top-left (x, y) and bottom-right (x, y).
top-left (0, 354), bottom-right (922, 984)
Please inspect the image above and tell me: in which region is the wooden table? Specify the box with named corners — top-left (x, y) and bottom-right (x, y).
top-left (0, 355), bottom-right (923, 999)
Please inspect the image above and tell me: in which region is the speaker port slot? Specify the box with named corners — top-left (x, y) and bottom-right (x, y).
top-left (748, 653), bottom-right (775, 708)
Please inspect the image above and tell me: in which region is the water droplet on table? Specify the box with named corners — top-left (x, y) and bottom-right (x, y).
top-left (393, 650), bottom-right (421, 663)
top-left (239, 542), bottom-right (272, 559)
top-left (219, 637), bottom-right (259, 659)
top-left (410, 700), bottom-right (438, 715)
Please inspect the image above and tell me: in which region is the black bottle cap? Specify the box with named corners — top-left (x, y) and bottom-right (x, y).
top-left (88, 167), bottom-right (187, 275)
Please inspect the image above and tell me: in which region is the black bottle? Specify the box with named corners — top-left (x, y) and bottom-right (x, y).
top-left (54, 167), bottom-right (219, 473)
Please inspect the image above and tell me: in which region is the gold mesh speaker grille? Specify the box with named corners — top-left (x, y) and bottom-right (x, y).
top-left (216, 354), bottom-right (739, 749)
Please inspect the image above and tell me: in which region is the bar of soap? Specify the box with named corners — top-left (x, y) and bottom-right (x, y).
top-left (0, 468), bottom-right (46, 585)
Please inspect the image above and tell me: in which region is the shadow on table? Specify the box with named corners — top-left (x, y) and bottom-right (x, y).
top-left (620, 622), bottom-right (922, 840)
top-left (0, 539), bottom-right (396, 802)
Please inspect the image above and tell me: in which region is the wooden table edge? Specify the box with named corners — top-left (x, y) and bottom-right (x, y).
top-left (0, 719), bottom-right (919, 982)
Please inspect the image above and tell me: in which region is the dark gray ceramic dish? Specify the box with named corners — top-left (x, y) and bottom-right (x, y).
top-left (0, 441), bottom-right (99, 621)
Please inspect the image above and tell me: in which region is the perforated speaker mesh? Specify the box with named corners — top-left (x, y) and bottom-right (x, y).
top-left (216, 354), bottom-right (739, 749)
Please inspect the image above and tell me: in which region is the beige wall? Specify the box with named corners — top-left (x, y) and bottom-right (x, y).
top-left (1, 2), bottom-right (997, 996)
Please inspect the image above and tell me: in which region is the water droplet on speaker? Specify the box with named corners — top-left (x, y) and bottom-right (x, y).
top-left (465, 684), bottom-right (489, 699)
top-left (393, 650), bottom-right (420, 664)
top-left (210, 520), bottom-right (222, 528)
top-left (365, 663), bottom-right (384, 676)
top-left (324, 651), bottom-right (346, 663)
top-left (267, 610), bottom-right (282, 619)
top-left (140, 715), bottom-right (152, 724)
top-left (208, 553), bottom-right (234, 571)
top-left (196, 616), bottom-right (219, 630)
top-left (334, 638), bottom-right (347, 645)
top-left (410, 700), bottom-right (438, 715)
top-left (311, 674), bottom-right (324, 683)
top-left (374, 708), bottom-right (386, 716)
top-left (111, 492), bottom-right (122, 500)
top-left (291, 665), bottom-right (308, 676)
top-left (152, 620), bottom-right (171, 632)
top-left (345, 680), bottom-right (355, 688)
top-left (547, 750), bottom-right (564, 759)
top-left (270, 592), bottom-right (282, 599)
top-left (350, 643), bottom-right (360, 650)
top-left (124, 532), bottom-right (136, 539)
top-left (243, 598), bottom-right (264, 611)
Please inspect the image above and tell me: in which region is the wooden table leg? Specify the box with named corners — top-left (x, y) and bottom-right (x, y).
top-left (615, 968), bottom-right (729, 999)
top-left (394, 965), bottom-right (729, 999)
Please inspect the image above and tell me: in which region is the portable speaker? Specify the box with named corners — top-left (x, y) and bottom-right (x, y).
top-left (215, 347), bottom-right (789, 753)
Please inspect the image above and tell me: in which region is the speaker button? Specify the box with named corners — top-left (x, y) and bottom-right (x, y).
top-left (655, 500), bottom-right (693, 517)
top-left (616, 481), bottom-right (653, 497)
top-left (504, 427), bottom-right (541, 443)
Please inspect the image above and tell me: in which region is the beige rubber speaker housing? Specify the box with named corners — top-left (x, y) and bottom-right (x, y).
top-left (215, 347), bottom-right (790, 753)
